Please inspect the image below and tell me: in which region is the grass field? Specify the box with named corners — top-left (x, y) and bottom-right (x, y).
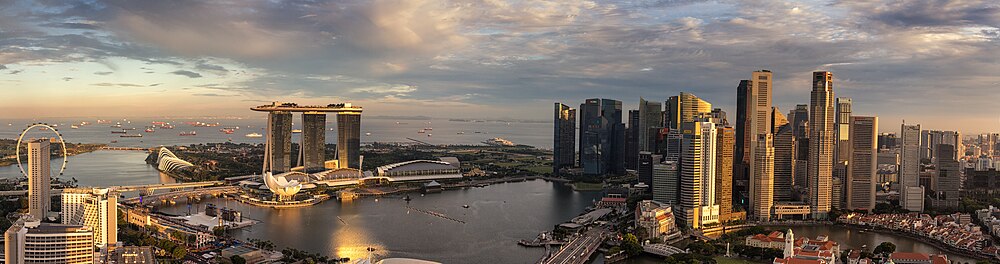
top-left (714, 256), bottom-right (762, 264)
top-left (524, 166), bottom-right (552, 174)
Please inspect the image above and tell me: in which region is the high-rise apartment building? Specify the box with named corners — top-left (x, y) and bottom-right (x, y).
top-left (302, 113), bottom-right (327, 172)
top-left (337, 113), bottom-right (361, 169)
top-left (579, 98), bottom-right (625, 176)
top-left (62, 188), bottom-right (118, 248)
top-left (5, 215), bottom-right (95, 264)
top-left (266, 111), bottom-right (293, 173)
top-left (752, 134), bottom-right (775, 222)
top-left (847, 116), bottom-right (877, 211)
top-left (809, 71), bottom-right (835, 219)
top-left (900, 123), bottom-right (924, 212)
top-left (553, 103), bottom-right (577, 174)
top-left (27, 139), bottom-right (51, 220)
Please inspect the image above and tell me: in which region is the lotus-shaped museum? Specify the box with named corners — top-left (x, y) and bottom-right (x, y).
top-left (262, 171), bottom-right (303, 199)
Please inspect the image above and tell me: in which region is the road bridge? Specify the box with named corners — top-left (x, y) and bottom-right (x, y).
top-left (121, 186), bottom-right (239, 205)
top-left (643, 243), bottom-right (684, 257)
top-left (0, 181), bottom-right (225, 197)
top-left (100, 146), bottom-right (151, 151)
top-left (542, 228), bottom-right (607, 264)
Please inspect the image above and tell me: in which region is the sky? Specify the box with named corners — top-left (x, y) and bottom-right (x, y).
top-left (0, 0), bottom-right (998, 134)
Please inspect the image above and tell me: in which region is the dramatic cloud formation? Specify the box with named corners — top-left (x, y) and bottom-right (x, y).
top-left (1, 0), bottom-right (998, 133)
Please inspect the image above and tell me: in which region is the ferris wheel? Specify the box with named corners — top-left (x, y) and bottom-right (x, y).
top-left (15, 123), bottom-right (69, 177)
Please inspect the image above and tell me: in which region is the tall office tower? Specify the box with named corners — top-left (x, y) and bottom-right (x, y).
top-left (734, 80), bottom-right (751, 208)
top-left (746, 70), bottom-right (774, 215)
top-left (933, 144), bottom-right (961, 208)
top-left (791, 104), bottom-right (810, 193)
top-left (663, 129), bottom-right (684, 163)
top-left (579, 98), bottom-right (624, 176)
top-left (639, 98), bottom-right (664, 152)
top-left (626, 110), bottom-right (640, 170)
top-left (638, 152), bottom-right (655, 187)
top-left (847, 116), bottom-right (877, 211)
top-left (920, 130), bottom-right (931, 162)
top-left (664, 96), bottom-right (680, 130)
top-left (62, 188), bottom-right (117, 248)
top-left (809, 71), bottom-right (835, 219)
top-left (679, 93), bottom-right (713, 128)
top-left (771, 107), bottom-right (788, 134)
top-left (27, 139), bottom-right (51, 220)
top-left (900, 123), bottom-right (924, 212)
top-left (5, 216), bottom-right (95, 264)
top-left (652, 160), bottom-right (679, 205)
top-left (553, 103), bottom-right (577, 175)
top-left (266, 111), bottom-right (293, 173)
top-left (711, 108), bottom-right (729, 127)
top-left (678, 121), bottom-right (705, 228)
top-left (716, 126), bottom-right (735, 218)
top-left (694, 120), bottom-right (719, 226)
top-left (773, 124), bottom-right (795, 202)
top-left (301, 113), bottom-right (327, 172)
top-left (752, 134), bottom-right (775, 222)
top-left (878, 133), bottom-right (897, 150)
top-left (833, 97), bottom-right (852, 210)
top-left (337, 113), bottom-right (361, 169)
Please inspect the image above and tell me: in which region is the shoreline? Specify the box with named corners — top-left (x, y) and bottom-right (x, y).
top-left (762, 222), bottom-right (990, 261)
top-left (0, 143), bottom-right (107, 168)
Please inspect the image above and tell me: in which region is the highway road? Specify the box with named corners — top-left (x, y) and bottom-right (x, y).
top-left (543, 228), bottom-right (606, 264)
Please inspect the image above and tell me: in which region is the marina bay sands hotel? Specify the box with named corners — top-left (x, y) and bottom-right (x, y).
top-left (251, 102), bottom-right (361, 173)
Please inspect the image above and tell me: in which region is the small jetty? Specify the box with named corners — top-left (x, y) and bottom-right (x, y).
top-left (406, 206), bottom-right (466, 224)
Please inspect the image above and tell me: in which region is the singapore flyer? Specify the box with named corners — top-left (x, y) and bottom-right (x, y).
top-left (15, 123), bottom-right (68, 177)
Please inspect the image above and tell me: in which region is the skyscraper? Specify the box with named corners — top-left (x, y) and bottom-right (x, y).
top-left (734, 80), bottom-right (750, 208)
top-left (847, 116), bottom-right (877, 212)
top-left (638, 152), bottom-right (656, 187)
top-left (652, 160), bottom-right (679, 205)
top-left (664, 96), bottom-right (680, 130)
top-left (553, 103), bottom-right (577, 174)
top-left (752, 134), bottom-right (775, 222)
top-left (337, 113), bottom-right (361, 169)
top-left (715, 126), bottom-right (735, 219)
top-left (809, 71), bottom-right (835, 219)
top-left (302, 113), bottom-right (327, 172)
top-left (790, 104), bottom-right (810, 194)
top-left (773, 124), bottom-right (795, 202)
top-left (626, 110), bottom-right (640, 170)
top-left (267, 111), bottom-right (293, 173)
top-left (62, 188), bottom-right (118, 248)
top-left (639, 98), bottom-right (663, 152)
top-left (579, 98), bottom-right (624, 176)
top-left (27, 139), bottom-right (51, 220)
top-left (900, 123), bottom-right (924, 212)
top-left (833, 97), bottom-right (852, 210)
top-left (933, 144), bottom-right (961, 208)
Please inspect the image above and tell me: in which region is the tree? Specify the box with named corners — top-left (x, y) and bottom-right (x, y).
top-left (873, 242), bottom-right (896, 256)
top-left (171, 246), bottom-right (187, 259)
top-left (621, 233), bottom-right (643, 256)
top-left (230, 255), bottom-right (247, 264)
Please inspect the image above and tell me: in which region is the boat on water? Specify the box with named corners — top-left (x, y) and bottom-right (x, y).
top-left (111, 130), bottom-right (127, 134)
top-left (456, 131), bottom-right (465, 134)
top-left (70, 125), bottom-right (79, 129)
top-left (120, 134), bottom-right (142, 138)
top-left (291, 129), bottom-right (302, 133)
top-left (404, 195), bottom-right (411, 201)
top-left (365, 132), bottom-right (371, 136)
top-left (245, 133), bottom-right (263, 138)
top-left (144, 127), bottom-right (155, 133)
top-left (417, 129), bottom-right (426, 133)
top-left (111, 124), bottom-right (122, 128)
top-left (427, 134), bottom-right (432, 137)
top-left (220, 129), bottom-right (234, 134)
top-left (180, 131), bottom-right (197, 136)
top-left (425, 127), bottom-right (433, 130)
top-left (462, 204), bottom-right (470, 208)
top-left (482, 137), bottom-right (515, 146)
top-left (110, 140), bottom-right (118, 143)
top-left (160, 124), bottom-right (175, 129)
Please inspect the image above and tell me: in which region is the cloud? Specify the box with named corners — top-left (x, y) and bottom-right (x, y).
top-left (41, 22), bottom-right (101, 30)
top-left (94, 71), bottom-right (113, 75)
top-left (169, 70), bottom-right (202, 78)
top-left (91, 82), bottom-right (146, 87)
top-left (9, 70), bottom-right (23, 75)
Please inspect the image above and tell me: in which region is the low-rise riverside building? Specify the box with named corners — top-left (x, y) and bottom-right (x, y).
top-left (839, 213), bottom-right (988, 253)
top-left (634, 200), bottom-right (680, 241)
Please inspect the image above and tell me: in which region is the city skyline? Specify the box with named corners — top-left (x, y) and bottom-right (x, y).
top-left (1, 0), bottom-right (998, 134)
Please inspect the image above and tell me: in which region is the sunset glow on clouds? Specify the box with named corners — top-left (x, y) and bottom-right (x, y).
top-left (1, 0), bottom-right (998, 132)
